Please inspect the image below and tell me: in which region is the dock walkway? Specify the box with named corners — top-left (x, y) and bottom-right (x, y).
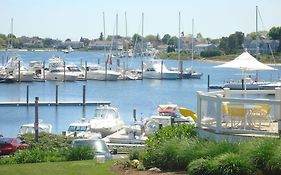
top-left (0, 101), bottom-right (111, 106)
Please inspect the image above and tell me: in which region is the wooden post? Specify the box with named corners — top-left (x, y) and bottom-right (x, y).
top-left (133, 109), bottom-right (136, 122)
top-left (161, 60), bottom-right (163, 79)
top-left (179, 60), bottom-right (183, 79)
top-left (56, 85), bottom-right (58, 106)
top-left (43, 60), bottom-right (45, 80)
top-left (98, 59), bottom-right (100, 64)
top-left (34, 97), bottom-right (39, 142)
top-left (84, 61), bottom-right (87, 80)
top-left (63, 61), bottom-right (66, 82)
top-left (241, 79), bottom-right (244, 90)
top-left (26, 85), bottom-right (29, 105)
top-left (82, 85), bottom-right (86, 105)
top-left (141, 61), bottom-right (144, 80)
top-left (207, 74), bottom-right (210, 89)
top-left (18, 60), bottom-right (21, 82)
top-left (105, 61), bottom-right (107, 80)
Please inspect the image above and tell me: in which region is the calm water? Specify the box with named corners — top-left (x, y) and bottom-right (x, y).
top-left (0, 50), bottom-right (280, 136)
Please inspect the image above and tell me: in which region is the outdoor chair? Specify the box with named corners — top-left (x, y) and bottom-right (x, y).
top-left (249, 103), bottom-right (273, 130)
top-left (223, 103), bottom-right (247, 129)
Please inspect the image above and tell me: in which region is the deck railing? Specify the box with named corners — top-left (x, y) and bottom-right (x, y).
top-left (197, 88), bottom-right (281, 136)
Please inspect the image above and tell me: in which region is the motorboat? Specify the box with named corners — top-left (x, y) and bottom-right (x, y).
top-left (45, 56), bottom-right (77, 81)
top-left (90, 105), bottom-right (125, 137)
top-left (66, 118), bottom-right (102, 139)
top-left (85, 64), bottom-right (121, 81)
top-left (0, 69), bottom-right (15, 83)
top-left (143, 60), bottom-right (178, 80)
top-left (169, 67), bottom-right (192, 79)
top-left (223, 77), bottom-right (269, 90)
top-left (144, 104), bottom-right (195, 135)
top-left (187, 68), bottom-right (204, 79)
top-left (4, 56), bottom-right (34, 82)
top-left (28, 60), bottom-right (45, 79)
top-left (18, 120), bottom-right (52, 135)
top-left (66, 63), bottom-right (85, 79)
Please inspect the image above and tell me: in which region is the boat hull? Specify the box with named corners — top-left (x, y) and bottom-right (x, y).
top-left (87, 70), bottom-right (120, 81)
top-left (45, 72), bottom-right (77, 81)
top-left (143, 72), bottom-right (178, 80)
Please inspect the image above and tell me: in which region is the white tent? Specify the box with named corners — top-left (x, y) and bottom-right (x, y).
top-left (214, 51), bottom-right (276, 90)
top-left (214, 51), bottom-right (276, 71)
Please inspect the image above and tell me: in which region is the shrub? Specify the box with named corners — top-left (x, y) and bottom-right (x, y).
top-left (129, 148), bottom-right (145, 161)
top-left (65, 145), bottom-right (94, 161)
top-left (12, 148), bottom-right (64, 163)
top-left (240, 138), bottom-right (279, 171)
top-left (187, 158), bottom-right (213, 175)
top-left (20, 133), bottom-right (74, 151)
top-left (212, 153), bottom-right (254, 175)
top-left (265, 146), bottom-right (281, 175)
top-left (145, 124), bottom-right (196, 149)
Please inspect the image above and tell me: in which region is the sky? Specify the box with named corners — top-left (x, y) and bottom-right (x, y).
top-left (0, 0), bottom-right (280, 41)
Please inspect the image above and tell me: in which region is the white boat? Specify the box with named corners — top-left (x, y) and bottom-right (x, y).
top-left (66, 63), bottom-right (85, 79)
top-left (86, 64), bottom-right (121, 81)
top-left (142, 104), bottom-right (196, 136)
top-left (223, 77), bottom-right (269, 90)
top-left (143, 60), bottom-right (178, 80)
top-left (90, 105), bottom-right (125, 137)
top-left (45, 56), bottom-right (77, 81)
top-left (66, 118), bottom-right (102, 139)
top-left (4, 56), bottom-right (34, 82)
top-left (28, 60), bottom-right (45, 79)
top-left (18, 120), bottom-right (52, 135)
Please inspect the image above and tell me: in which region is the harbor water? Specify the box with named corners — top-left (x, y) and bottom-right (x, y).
top-left (0, 50), bottom-right (280, 136)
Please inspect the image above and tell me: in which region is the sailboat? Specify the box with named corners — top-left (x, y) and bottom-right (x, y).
top-left (187, 19), bottom-right (203, 79)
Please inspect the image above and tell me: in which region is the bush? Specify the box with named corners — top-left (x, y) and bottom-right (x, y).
top-left (65, 145), bottom-right (95, 161)
top-left (129, 148), bottom-right (145, 161)
top-left (265, 145), bottom-right (281, 175)
top-left (187, 158), bottom-right (213, 175)
top-left (212, 153), bottom-right (254, 175)
top-left (20, 133), bottom-right (74, 151)
top-left (240, 138), bottom-right (279, 171)
top-left (145, 124), bottom-right (196, 149)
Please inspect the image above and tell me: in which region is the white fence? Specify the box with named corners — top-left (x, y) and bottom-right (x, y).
top-left (197, 88), bottom-right (281, 135)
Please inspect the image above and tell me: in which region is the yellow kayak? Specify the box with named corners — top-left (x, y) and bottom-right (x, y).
top-left (179, 107), bottom-right (197, 122)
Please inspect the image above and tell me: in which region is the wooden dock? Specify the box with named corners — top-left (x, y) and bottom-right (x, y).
top-left (0, 101), bottom-right (111, 107)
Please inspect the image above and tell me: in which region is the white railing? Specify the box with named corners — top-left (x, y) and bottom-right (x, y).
top-left (197, 88), bottom-right (281, 135)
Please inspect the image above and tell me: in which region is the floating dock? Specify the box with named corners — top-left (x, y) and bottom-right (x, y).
top-left (0, 101), bottom-right (111, 107)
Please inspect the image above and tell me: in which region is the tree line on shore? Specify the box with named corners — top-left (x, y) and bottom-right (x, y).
top-left (0, 26), bottom-right (280, 59)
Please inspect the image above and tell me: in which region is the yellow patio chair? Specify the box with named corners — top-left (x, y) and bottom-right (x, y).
top-left (224, 103), bottom-right (247, 129)
top-left (179, 107), bottom-right (197, 122)
top-left (249, 103), bottom-right (272, 130)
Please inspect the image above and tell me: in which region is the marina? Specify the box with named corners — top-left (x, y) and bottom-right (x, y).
top-left (0, 50), bottom-right (280, 137)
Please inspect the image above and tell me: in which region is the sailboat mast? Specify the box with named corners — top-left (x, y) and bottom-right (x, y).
top-left (116, 13), bottom-right (118, 36)
top-left (125, 12), bottom-right (127, 38)
top-left (178, 12), bottom-right (181, 61)
top-left (140, 12), bottom-right (144, 57)
top-left (103, 12), bottom-right (106, 39)
top-left (191, 18), bottom-right (194, 69)
top-left (125, 12), bottom-right (128, 70)
top-left (256, 6), bottom-right (259, 59)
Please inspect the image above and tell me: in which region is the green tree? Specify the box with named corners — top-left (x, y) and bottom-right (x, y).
top-left (132, 33), bottom-right (142, 45)
top-left (168, 36), bottom-right (178, 47)
top-left (162, 34), bottom-right (171, 44)
top-left (268, 26), bottom-right (281, 52)
top-left (65, 38), bottom-right (71, 42)
top-left (99, 32), bottom-right (104, 41)
top-left (219, 31), bottom-right (244, 54)
top-left (144, 35), bottom-right (157, 43)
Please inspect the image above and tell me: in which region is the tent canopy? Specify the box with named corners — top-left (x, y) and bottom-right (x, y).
top-left (214, 51), bottom-right (276, 71)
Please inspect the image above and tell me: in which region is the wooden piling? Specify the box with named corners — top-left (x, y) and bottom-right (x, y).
top-left (141, 61), bottom-right (144, 80)
top-left (84, 61), bottom-right (87, 80)
top-left (161, 60), bottom-right (163, 79)
top-left (55, 85), bottom-right (58, 106)
top-left (34, 97), bottom-right (39, 142)
top-left (133, 109), bottom-right (136, 122)
top-left (26, 85), bottom-right (29, 105)
top-left (82, 85), bottom-right (86, 105)
top-left (207, 74), bottom-right (210, 89)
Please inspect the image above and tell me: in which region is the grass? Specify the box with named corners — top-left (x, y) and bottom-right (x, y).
top-left (0, 159), bottom-right (117, 175)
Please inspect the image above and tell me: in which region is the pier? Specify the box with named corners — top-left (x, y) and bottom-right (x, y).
top-left (0, 101), bottom-right (111, 107)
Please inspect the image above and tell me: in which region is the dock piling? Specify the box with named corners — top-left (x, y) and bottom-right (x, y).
top-left (133, 109), bottom-right (136, 122)
top-left (55, 85), bottom-right (58, 106)
top-left (141, 61), bottom-right (144, 80)
top-left (26, 85), bottom-right (29, 105)
top-left (207, 74), bottom-right (210, 89)
top-left (84, 61), bottom-right (87, 80)
top-left (35, 97), bottom-right (39, 142)
top-left (82, 85), bottom-right (86, 105)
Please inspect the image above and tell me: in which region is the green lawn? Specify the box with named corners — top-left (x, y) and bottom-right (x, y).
top-left (0, 160), bottom-right (118, 175)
